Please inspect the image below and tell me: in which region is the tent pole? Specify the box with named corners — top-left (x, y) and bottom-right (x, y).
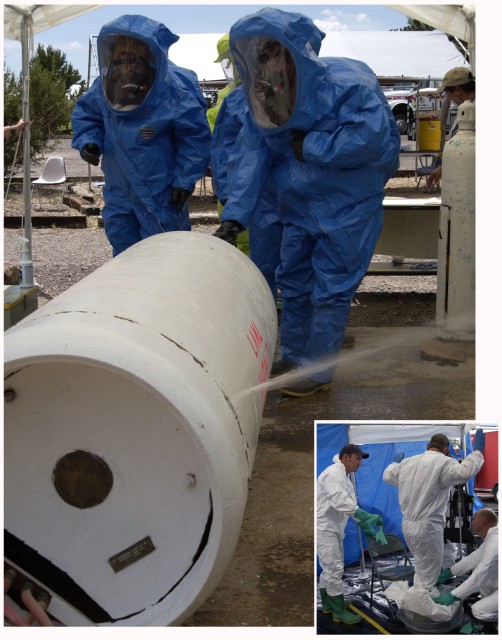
top-left (357, 528), bottom-right (368, 578)
top-left (458, 425), bottom-right (467, 560)
top-left (21, 13), bottom-right (33, 260)
top-left (87, 35), bottom-right (93, 191)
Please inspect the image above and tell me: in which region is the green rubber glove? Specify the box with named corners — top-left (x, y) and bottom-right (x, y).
top-left (460, 620), bottom-right (481, 634)
top-left (375, 526), bottom-right (387, 545)
top-left (355, 508), bottom-right (383, 527)
top-left (433, 592), bottom-right (460, 606)
top-left (358, 521), bottom-right (376, 540)
top-left (435, 568), bottom-right (453, 586)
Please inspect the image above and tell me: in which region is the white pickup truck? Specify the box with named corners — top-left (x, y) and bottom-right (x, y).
top-left (384, 86), bottom-right (416, 135)
top-left (384, 86), bottom-right (455, 139)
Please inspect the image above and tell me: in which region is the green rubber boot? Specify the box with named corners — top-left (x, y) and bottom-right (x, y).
top-left (320, 590), bottom-right (351, 614)
top-left (320, 588), bottom-right (333, 614)
top-left (331, 594), bottom-right (362, 624)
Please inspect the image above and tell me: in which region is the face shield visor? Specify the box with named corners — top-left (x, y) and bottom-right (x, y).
top-left (220, 52), bottom-right (240, 87)
top-left (234, 37), bottom-right (296, 128)
top-left (100, 35), bottom-right (156, 111)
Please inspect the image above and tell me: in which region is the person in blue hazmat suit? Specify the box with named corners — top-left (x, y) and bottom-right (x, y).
top-left (207, 33), bottom-right (249, 256)
top-left (210, 33), bottom-right (297, 301)
top-left (317, 444), bottom-right (384, 624)
top-left (383, 430), bottom-right (485, 611)
top-left (71, 15), bottom-right (211, 256)
top-left (212, 8), bottom-right (400, 397)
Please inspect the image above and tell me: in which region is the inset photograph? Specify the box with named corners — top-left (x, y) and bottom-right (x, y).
top-left (316, 422), bottom-right (498, 635)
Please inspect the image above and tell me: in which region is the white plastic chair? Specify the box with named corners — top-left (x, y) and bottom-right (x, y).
top-left (32, 156), bottom-right (67, 209)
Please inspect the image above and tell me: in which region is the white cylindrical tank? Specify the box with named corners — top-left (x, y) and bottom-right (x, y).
top-left (4, 232), bottom-right (277, 626)
top-left (436, 100), bottom-right (475, 341)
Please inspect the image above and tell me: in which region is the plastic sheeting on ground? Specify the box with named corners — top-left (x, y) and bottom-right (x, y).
top-left (384, 581), bottom-right (460, 622)
top-left (316, 559), bottom-right (495, 635)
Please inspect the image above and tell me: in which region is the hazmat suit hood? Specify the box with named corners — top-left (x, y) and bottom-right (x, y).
top-left (229, 8), bottom-right (326, 132)
top-left (98, 14), bottom-right (179, 114)
top-left (214, 32), bottom-right (240, 88)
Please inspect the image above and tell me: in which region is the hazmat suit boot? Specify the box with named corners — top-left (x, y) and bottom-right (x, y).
top-left (319, 588), bottom-right (333, 614)
top-left (331, 594), bottom-right (362, 624)
top-left (279, 378), bottom-right (332, 397)
top-left (270, 360), bottom-right (295, 377)
top-left (342, 334), bottom-right (355, 349)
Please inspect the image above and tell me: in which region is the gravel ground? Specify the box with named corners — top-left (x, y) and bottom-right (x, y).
top-left (4, 133), bottom-right (436, 319)
top-left (3, 184), bottom-right (437, 319)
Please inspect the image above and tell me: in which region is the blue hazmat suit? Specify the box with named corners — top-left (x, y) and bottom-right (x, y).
top-left (71, 15), bottom-right (211, 255)
top-left (221, 8), bottom-right (400, 382)
top-left (211, 86), bottom-right (283, 299)
top-left (211, 26), bottom-right (325, 301)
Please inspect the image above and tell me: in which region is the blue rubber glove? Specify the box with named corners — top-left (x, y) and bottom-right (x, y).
top-left (472, 428), bottom-right (485, 453)
top-left (433, 592), bottom-right (460, 606)
top-left (435, 568), bottom-right (453, 586)
top-left (393, 452), bottom-right (405, 463)
top-left (355, 508), bottom-right (383, 527)
top-left (375, 527), bottom-right (387, 545)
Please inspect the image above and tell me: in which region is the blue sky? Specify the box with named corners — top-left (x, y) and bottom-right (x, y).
top-left (3, 4), bottom-right (410, 80)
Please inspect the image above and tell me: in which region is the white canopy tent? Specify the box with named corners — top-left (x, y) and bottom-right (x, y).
top-left (388, 4), bottom-right (476, 72)
top-left (170, 29), bottom-right (468, 85)
top-left (170, 32), bottom-right (226, 82)
top-left (312, 30), bottom-right (467, 82)
top-left (346, 422), bottom-right (472, 447)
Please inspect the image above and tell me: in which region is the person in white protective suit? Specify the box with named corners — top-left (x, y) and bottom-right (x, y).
top-left (383, 430), bottom-right (485, 594)
top-left (317, 444), bottom-right (384, 624)
top-left (434, 508), bottom-right (498, 622)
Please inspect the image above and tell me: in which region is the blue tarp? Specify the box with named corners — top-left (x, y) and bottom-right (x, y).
top-left (316, 424), bottom-right (483, 571)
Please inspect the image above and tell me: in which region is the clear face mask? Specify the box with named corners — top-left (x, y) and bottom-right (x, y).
top-left (235, 37), bottom-right (297, 128)
top-left (220, 54), bottom-right (240, 87)
top-left (100, 35), bottom-right (156, 111)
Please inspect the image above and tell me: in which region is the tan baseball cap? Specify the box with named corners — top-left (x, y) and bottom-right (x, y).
top-left (437, 67), bottom-right (474, 92)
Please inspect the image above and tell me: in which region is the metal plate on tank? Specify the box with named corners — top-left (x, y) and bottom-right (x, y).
top-left (109, 536), bottom-right (156, 573)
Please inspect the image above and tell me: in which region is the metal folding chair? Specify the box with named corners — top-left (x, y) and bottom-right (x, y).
top-left (368, 534), bottom-right (415, 616)
top-left (415, 154), bottom-right (441, 192)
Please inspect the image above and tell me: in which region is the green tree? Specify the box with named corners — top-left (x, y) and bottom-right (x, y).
top-left (400, 18), bottom-right (434, 31)
top-left (34, 43), bottom-right (84, 92)
top-left (4, 44), bottom-right (83, 177)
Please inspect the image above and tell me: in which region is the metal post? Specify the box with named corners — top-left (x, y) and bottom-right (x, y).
top-left (87, 36), bottom-right (93, 191)
top-left (21, 13), bottom-right (33, 259)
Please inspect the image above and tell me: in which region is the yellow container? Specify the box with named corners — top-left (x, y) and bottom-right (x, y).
top-left (417, 118), bottom-right (441, 151)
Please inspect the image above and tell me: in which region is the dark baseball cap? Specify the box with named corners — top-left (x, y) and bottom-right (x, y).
top-left (340, 444), bottom-right (369, 459)
top-left (426, 433), bottom-right (450, 450)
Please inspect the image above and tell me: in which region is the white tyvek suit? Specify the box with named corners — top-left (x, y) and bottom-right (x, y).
top-left (451, 525), bottom-right (498, 621)
top-left (383, 449), bottom-right (484, 590)
top-left (317, 455), bottom-right (358, 596)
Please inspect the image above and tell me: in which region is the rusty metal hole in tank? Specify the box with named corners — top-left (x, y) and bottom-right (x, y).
top-left (53, 450), bottom-right (113, 509)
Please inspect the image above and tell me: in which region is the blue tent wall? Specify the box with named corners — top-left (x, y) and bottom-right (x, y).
top-left (316, 425), bottom-right (483, 573)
